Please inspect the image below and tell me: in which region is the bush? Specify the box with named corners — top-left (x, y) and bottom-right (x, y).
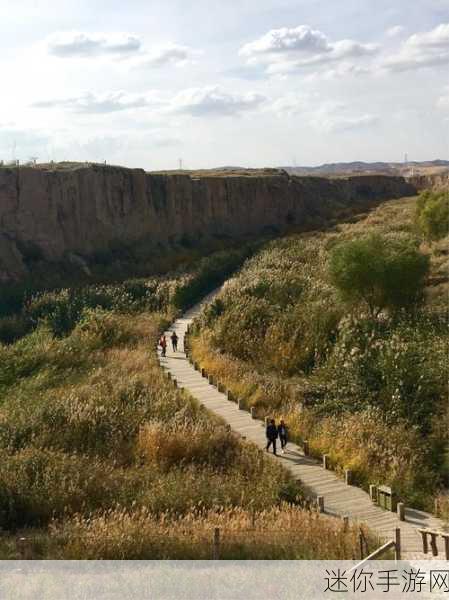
top-left (0, 448), bottom-right (132, 528)
top-left (24, 280), bottom-right (172, 337)
top-left (137, 422), bottom-right (241, 469)
top-left (312, 313), bottom-right (448, 431)
top-left (416, 190), bottom-right (449, 241)
top-left (282, 407), bottom-right (440, 507)
top-left (329, 234), bottom-right (429, 316)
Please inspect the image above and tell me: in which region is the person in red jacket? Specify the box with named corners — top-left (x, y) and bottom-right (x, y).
top-left (159, 335), bottom-right (167, 357)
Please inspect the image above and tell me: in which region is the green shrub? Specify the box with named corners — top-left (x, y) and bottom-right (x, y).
top-left (329, 234), bottom-right (429, 316)
top-left (312, 313), bottom-right (448, 433)
top-left (416, 190), bottom-right (449, 241)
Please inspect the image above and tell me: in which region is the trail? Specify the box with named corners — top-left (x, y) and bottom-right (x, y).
top-left (159, 289), bottom-right (446, 559)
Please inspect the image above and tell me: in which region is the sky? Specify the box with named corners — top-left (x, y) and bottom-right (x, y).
top-left (0, 0), bottom-right (448, 169)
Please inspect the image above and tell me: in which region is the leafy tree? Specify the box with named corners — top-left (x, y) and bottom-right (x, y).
top-left (329, 234), bottom-right (429, 317)
top-left (415, 190), bottom-right (449, 241)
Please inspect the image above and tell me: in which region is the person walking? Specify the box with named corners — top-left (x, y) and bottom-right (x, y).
top-left (160, 335), bottom-right (167, 358)
top-left (265, 419), bottom-right (278, 455)
top-left (171, 331), bottom-right (178, 352)
top-left (278, 419), bottom-right (288, 454)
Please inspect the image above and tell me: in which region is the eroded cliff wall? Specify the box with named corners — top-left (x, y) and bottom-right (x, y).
top-left (0, 165), bottom-right (416, 283)
top-left (407, 171), bottom-right (449, 192)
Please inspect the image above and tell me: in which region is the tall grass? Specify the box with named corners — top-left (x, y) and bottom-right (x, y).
top-left (0, 245), bottom-right (254, 343)
top-left (52, 504), bottom-right (377, 560)
top-left (191, 197), bottom-right (449, 510)
top-left (0, 250), bottom-right (370, 560)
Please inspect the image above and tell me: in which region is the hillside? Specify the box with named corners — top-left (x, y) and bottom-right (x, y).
top-left (0, 249), bottom-right (376, 559)
top-left (0, 183), bottom-right (446, 558)
top-left (190, 194), bottom-right (449, 512)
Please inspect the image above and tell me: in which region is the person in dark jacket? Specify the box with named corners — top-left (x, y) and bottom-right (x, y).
top-left (171, 331), bottom-right (178, 352)
top-left (278, 419), bottom-right (288, 454)
top-left (266, 419), bottom-right (278, 455)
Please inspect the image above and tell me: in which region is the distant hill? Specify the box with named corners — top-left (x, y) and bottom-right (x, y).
top-left (279, 160), bottom-right (449, 177)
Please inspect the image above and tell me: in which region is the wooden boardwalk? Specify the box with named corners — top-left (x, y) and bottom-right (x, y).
top-left (159, 291), bottom-right (447, 559)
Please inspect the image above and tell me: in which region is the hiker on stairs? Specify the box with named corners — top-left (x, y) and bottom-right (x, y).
top-left (159, 335), bottom-right (167, 358)
top-left (278, 419), bottom-right (288, 454)
top-left (171, 331), bottom-right (179, 352)
top-left (266, 419), bottom-right (278, 455)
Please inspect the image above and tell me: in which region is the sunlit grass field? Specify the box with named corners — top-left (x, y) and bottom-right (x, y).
top-left (191, 197), bottom-right (449, 511)
top-left (0, 247), bottom-right (373, 559)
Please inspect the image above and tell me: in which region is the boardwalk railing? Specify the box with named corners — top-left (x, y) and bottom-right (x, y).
top-left (418, 528), bottom-right (449, 559)
top-left (351, 528), bottom-right (401, 571)
top-left (163, 307), bottom-right (447, 558)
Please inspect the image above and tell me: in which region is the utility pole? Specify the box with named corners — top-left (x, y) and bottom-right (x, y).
top-left (178, 158), bottom-right (183, 171)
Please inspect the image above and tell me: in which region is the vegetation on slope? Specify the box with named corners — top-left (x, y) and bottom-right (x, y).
top-left (190, 195), bottom-right (449, 510)
top-left (415, 189), bottom-right (449, 242)
top-left (0, 246), bottom-right (372, 559)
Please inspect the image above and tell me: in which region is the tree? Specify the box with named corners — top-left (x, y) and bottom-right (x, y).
top-left (415, 190), bottom-right (449, 241)
top-left (329, 234), bottom-right (429, 317)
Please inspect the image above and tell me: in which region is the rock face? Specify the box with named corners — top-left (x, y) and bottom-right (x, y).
top-left (408, 171), bottom-right (449, 192)
top-left (0, 165), bottom-right (417, 282)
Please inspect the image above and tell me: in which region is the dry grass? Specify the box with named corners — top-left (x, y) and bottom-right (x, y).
top-left (2, 279), bottom-right (367, 559)
top-left (190, 196), bottom-right (448, 510)
top-left (52, 504), bottom-right (378, 560)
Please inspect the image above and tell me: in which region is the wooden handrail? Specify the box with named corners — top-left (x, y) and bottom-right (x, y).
top-left (418, 528), bottom-right (449, 559)
top-left (350, 540), bottom-right (396, 571)
top-left (350, 528), bottom-right (401, 571)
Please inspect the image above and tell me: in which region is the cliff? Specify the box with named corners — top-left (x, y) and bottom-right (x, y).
top-left (0, 165), bottom-right (417, 283)
top-left (407, 171), bottom-right (449, 192)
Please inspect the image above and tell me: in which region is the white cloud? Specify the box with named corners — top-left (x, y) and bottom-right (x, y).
top-left (134, 44), bottom-right (199, 68)
top-left (240, 25), bottom-right (329, 57)
top-left (270, 95), bottom-right (378, 133)
top-left (32, 86), bottom-right (266, 118)
top-left (32, 91), bottom-right (159, 114)
top-left (168, 86), bottom-right (266, 116)
top-left (239, 25), bottom-right (378, 74)
top-left (44, 33), bottom-right (201, 71)
top-left (317, 113), bottom-right (379, 133)
top-left (46, 31), bottom-right (141, 58)
top-left (270, 92), bottom-right (314, 117)
top-left (386, 25), bottom-right (405, 38)
top-left (383, 23), bottom-right (449, 71)
top-left (305, 61), bottom-right (371, 81)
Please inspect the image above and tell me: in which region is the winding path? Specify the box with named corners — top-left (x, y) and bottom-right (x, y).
top-left (159, 289), bottom-right (446, 559)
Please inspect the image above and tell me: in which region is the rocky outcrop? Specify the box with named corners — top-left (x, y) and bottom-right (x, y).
top-left (0, 165), bottom-right (417, 283)
top-left (407, 171), bottom-right (449, 192)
